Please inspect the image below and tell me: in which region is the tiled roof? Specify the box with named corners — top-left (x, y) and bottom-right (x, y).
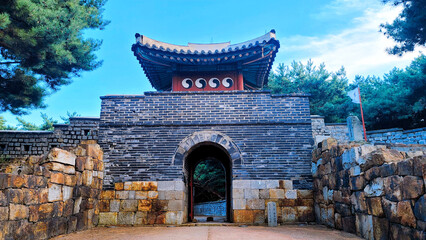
top-left (131, 30), bottom-right (280, 91)
top-left (135, 31), bottom-right (277, 55)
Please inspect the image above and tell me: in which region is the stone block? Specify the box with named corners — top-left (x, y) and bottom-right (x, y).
top-left (350, 175), bottom-right (365, 191)
top-left (115, 191), bottom-right (129, 199)
top-left (120, 200), bottom-right (138, 212)
top-left (321, 137), bottom-right (338, 151)
top-left (110, 200), bottom-right (120, 212)
top-left (351, 191), bottom-right (367, 213)
top-left (100, 190), bottom-right (115, 200)
top-left (414, 195), bottom-right (426, 222)
top-left (48, 148), bottom-right (76, 166)
top-left (63, 186), bottom-right (73, 201)
top-left (233, 188), bottom-right (244, 199)
top-left (233, 210), bottom-right (254, 223)
top-left (115, 182), bottom-right (124, 191)
top-left (362, 148), bottom-right (404, 171)
top-left (138, 199), bottom-right (152, 211)
top-left (269, 189), bottom-right (284, 199)
top-left (297, 206), bottom-right (314, 222)
top-left (168, 200), bottom-right (184, 211)
top-left (282, 207), bottom-right (297, 222)
top-left (265, 180), bottom-right (279, 189)
top-left (379, 163), bottom-right (397, 177)
top-left (297, 190), bottom-right (313, 199)
top-left (74, 197), bottom-right (82, 214)
top-left (82, 170), bottom-right (93, 186)
top-left (128, 190), bottom-right (135, 199)
top-left (23, 189), bottom-right (39, 205)
top-left (279, 180), bottom-right (293, 190)
top-left (250, 180), bottom-right (266, 189)
top-left (365, 166), bottom-right (380, 181)
top-left (135, 211), bottom-right (148, 225)
top-left (148, 191), bottom-right (158, 199)
top-left (279, 199), bottom-right (296, 207)
top-left (397, 159), bottom-right (413, 176)
top-left (233, 198), bottom-right (246, 210)
top-left (50, 172), bottom-right (65, 184)
top-left (118, 212), bottom-right (135, 225)
top-left (0, 173), bottom-right (11, 189)
top-left (86, 143), bottom-right (103, 160)
top-left (64, 174), bottom-right (76, 186)
top-left (285, 190), bottom-right (297, 199)
top-left (382, 198), bottom-right (398, 223)
top-left (233, 180), bottom-right (250, 189)
top-left (397, 200), bottom-right (416, 228)
top-left (99, 212), bottom-right (118, 225)
top-left (413, 156), bottom-right (425, 177)
top-left (173, 181), bottom-right (184, 191)
top-left (7, 189), bottom-right (23, 204)
top-left (364, 177), bottom-right (385, 197)
top-left (75, 157), bottom-right (85, 172)
top-left (165, 211), bottom-right (184, 225)
top-left (11, 175), bottom-right (26, 188)
top-left (9, 204), bottom-right (29, 220)
top-left (63, 199), bottom-right (74, 217)
top-left (244, 189), bottom-right (259, 199)
top-left (48, 183), bottom-right (62, 202)
top-left (372, 217), bottom-right (389, 240)
top-left (356, 214), bottom-right (373, 240)
top-left (335, 203), bottom-right (352, 217)
top-left (367, 197), bottom-right (384, 217)
top-left (384, 176), bottom-right (403, 201)
top-left (247, 199), bottom-right (265, 210)
top-left (63, 165), bottom-right (75, 174)
top-left (402, 176), bottom-right (424, 200)
top-left (0, 206), bottom-right (9, 221)
top-left (259, 189), bottom-right (269, 199)
top-left (135, 191), bottom-right (148, 200)
top-left (334, 213), bottom-right (342, 230)
top-left (124, 181), bottom-right (141, 191)
top-left (342, 216), bottom-right (356, 233)
top-left (390, 223), bottom-right (417, 240)
top-left (157, 181), bottom-right (174, 191)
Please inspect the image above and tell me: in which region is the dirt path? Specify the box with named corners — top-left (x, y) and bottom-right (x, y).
top-left (52, 225), bottom-right (362, 240)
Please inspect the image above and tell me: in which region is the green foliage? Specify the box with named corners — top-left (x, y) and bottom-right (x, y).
top-left (0, 116), bottom-right (16, 130)
top-left (352, 54), bottom-right (426, 129)
top-left (267, 60), bottom-right (353, 123)
top-left (193, 159), bottom-right (226, 203)
top-left (0, 0), bottom-right (109, 114)
top-left (381, 0), bottom-right (426, 55)
top-left (60, 111), bottom-right (80, 124)
top-left (17, 113), bottom-right (58, 130)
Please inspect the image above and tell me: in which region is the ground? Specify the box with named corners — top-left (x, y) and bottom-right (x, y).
top-left (52, 225), bottom-right (362, 240)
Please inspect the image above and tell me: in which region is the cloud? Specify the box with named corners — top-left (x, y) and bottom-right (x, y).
top-left (278, 3), bottom-right (425, 80)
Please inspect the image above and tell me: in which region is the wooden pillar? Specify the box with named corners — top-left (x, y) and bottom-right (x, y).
top-left (238, 71), bottom-right (244, 90)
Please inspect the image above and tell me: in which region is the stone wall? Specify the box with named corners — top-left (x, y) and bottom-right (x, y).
top-left (312, 138), bottom-right (425, 240)
top-left (367, 127), bottom-right (426, 145)
top-left (232, 180), bottom-right (314, 224)
top-left (0, 118), bottom-right (99, 159)
top-left (100, 91), bottom-right (313, 190)
top-left (0, 141), bottom-right (103, 240)
top-left (98, 180), bottom-right (187, 225)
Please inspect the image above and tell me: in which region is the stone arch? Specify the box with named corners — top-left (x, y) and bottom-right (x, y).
top-left (172, 130), bottom-right (242, 167)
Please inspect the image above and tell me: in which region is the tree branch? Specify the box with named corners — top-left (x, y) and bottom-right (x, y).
top-left (0, 61), bottom-right (21, 65)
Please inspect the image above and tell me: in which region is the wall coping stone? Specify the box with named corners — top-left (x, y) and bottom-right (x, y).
top-left (0, 130), bottom-right (53, 134)
top-left (100, 90), bottom-right (311, 99)
top-left (367, 128), bottom-right (404, 134)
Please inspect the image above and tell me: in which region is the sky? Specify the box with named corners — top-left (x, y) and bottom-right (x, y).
top-left (2, 0), bottom-right (425, 126)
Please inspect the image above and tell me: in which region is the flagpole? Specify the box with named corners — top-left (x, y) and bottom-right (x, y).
top-left (358, 87), bottom-right (368, 141)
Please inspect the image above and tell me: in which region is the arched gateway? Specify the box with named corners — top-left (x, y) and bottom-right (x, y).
top-left (173, 131), bottom-right (241, 222)
top-left (98, 30), bottom-right (314, 226)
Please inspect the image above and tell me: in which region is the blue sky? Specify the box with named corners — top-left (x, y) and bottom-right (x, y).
top-left (2, 0), bottom-right (425, 126)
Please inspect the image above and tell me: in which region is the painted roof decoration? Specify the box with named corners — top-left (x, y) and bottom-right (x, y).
top-left (131, 30), bottom-right (280, 91)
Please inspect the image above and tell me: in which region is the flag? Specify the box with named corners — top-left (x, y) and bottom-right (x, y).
top-left (347, 87), bottom-right (361, 104)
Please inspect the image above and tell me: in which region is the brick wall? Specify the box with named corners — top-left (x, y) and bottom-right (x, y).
top-left (367, 127), bottom-right (426, 145)
top-left (0, 118), bottom-right (99, 158)
top-left (99, 91), bottom-right (313, 190)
